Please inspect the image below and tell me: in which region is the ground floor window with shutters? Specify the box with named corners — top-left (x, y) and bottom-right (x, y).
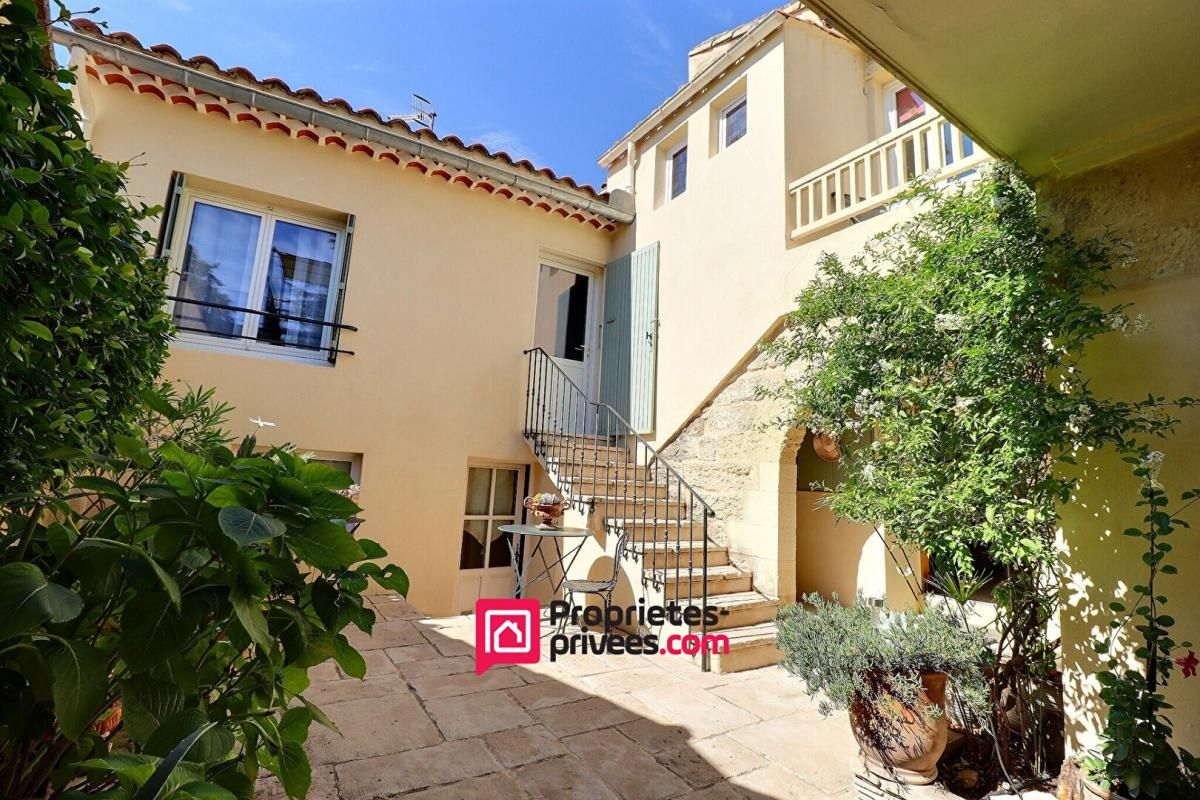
top-left (455, 463), bottom-right (525, 612)
top-left (163, 183), bottom-right (352, 363)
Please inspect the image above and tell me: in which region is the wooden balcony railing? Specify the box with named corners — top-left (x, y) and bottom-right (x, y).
top-left (788, 111), bottom-right (989, 240)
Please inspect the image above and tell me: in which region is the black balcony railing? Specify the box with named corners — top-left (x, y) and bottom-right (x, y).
top-left (522, 347), bottom-right (717, 669)
top-left (167, 295), bottom-right (357, 362)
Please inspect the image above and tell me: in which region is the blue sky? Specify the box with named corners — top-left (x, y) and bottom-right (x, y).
top-left (77, 0), bottom-right (778, 188)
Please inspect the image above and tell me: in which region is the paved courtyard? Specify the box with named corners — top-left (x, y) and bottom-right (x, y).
top-left (258, 594), bottom-right (858, 800)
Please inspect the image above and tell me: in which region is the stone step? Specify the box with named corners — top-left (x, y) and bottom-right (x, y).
top-left (544, 459), bottom-right (649, 484)
top-left (587, 495), bottom-right (690, 519)
top-left (606, 518), bottom-right (714, 539)
top-left (534, 433), bottom-right (621, 447)
top-left (645, 564), bottom-right (752, 597)
top-left (560, 477), bottom-right (672, 500)
top-left (697, 591), bottom-right (780, 631)
top-left (535, 442), bottom-right (633, 464)
top-left (629, 540), bottom-right (730, 569)
top-left (705, 621), bottom-right (782, 673)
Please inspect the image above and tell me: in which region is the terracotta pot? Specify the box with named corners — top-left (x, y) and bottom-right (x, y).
top-left (812, 432), bottom-right (842, 462)
top-left (849, 671), bottom-right (949, 785)
top-left (89, 701), bottom-right (123, 736)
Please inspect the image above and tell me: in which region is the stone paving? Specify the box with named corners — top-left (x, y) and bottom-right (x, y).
top-left (257, 594), bottom-right (858, 800)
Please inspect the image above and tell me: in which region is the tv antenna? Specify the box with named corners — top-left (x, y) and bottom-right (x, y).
top-left (389, 94), bottom-right (437, 130)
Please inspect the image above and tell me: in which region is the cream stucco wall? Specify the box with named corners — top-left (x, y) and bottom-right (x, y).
top-left (83, 79), bottom-right (613, 616)
top-left (602, 20), bottom-right (913, 606)
top-left (607, 20), bottom-right (880, 451)
top-left (1040, 130), bottom-right (1200, 755)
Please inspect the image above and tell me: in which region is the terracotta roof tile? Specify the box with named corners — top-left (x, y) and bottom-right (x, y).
top-left (65, 18), bottom-right (606, 201)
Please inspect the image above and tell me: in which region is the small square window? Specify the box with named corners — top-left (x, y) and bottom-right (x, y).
top-left (721, 97), bottom-right (747, 149)
top-left (668, 144), bottom-right (688, 199)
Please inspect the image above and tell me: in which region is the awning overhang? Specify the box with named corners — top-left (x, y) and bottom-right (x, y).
top-left (800, 0), bottom-right (1200, 179)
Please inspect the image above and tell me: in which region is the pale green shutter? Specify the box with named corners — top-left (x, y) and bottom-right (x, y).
top-left (601, 241), bottom-right (660, 433)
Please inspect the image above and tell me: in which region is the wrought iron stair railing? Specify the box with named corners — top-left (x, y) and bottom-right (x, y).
top-left (522, 347), bottom-right (717, 668)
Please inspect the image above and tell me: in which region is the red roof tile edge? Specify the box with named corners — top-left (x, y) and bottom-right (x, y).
top-left (66, 18), bottom-right (606, 201)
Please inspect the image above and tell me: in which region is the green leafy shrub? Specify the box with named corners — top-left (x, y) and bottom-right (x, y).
top-left (0, 388), bottom-right (408, 799)
top-left (777, 594), bottom-right (988, 721)
top-left (1, 0), bottom-right (172, 495)
top-left (764, 164), bottom-right (1193, 770)
top-left (1087, 455), bottom-right (1199, 799)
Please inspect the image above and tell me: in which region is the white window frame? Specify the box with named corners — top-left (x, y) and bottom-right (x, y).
top-left (665, 141), bottom-right (688, 200)
top-left (718, 94), bottom-right (748, 150)
top-left (459, 462), bottom-right (526, 573)
top-left (165, 189), bottom-right (347, 364)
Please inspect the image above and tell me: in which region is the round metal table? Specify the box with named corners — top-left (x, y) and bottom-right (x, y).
top-left (499, 524), bottom-right (592, 599)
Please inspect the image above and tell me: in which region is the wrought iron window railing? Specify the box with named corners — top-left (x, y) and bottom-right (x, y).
top-left (167, 295), bottom-right (357, 363)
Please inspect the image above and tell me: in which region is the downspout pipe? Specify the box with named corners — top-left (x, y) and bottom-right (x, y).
top-left (53, 26), bottom-right (635, 225)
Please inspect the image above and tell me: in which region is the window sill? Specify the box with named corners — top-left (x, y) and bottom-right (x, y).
top-left (171, 334), bottom-right (337, 366)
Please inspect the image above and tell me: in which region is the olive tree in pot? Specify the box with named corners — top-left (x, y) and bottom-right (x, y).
top-left (777, 594), bottom-right (989, 785)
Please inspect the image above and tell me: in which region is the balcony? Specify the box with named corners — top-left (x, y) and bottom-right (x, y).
top-left (789, 111), bottom-right (989, 240)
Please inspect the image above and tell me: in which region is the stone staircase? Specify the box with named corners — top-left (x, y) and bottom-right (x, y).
top-left (532, 431), bottom-right (781, 673)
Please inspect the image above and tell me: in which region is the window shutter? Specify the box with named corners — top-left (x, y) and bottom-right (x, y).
top-left (600, 241), bottom-right (660, 433)
top-left (154, 171), bottom-right (186, 259)
top-left (327, 213), bottom-right (355, 363)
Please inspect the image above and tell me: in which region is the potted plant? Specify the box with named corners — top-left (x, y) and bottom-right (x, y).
top-left (777, 594), bottom-right (988, 785)
top-left (524, 492), bottom-right (565, 529)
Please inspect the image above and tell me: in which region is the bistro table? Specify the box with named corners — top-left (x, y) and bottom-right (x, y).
top-left (499, 524), bottom-right (592, 599)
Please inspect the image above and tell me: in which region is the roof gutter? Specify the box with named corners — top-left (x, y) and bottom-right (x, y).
top-left (54, 26), bottom-right (633, 225)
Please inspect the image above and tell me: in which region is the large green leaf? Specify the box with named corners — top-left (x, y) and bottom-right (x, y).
top-left (132, 725), bottom-right (214, 800)
top-left (80, 754), bottom-right (158, 789)
top-left (307, 489), bottom-right (361, 519)
top-left (229, 588), bottom-right (271, 651)
top-left (331, 634), bottom-right (366, 679)
top-left (277, 707), bottom-right (312, 744)
top-left (0, 562), bottom-right (83, 640)
top-left (145, 709), bottom-right (234, 763)
top-left (121, 677), bottom-right (187, 743)
top-left (49, 639), bottom-right (108, 740)
top-left (163, 781), bottom-right (237, 800)
top-left (275, 741), bottom-right (311, 800)
top-left (296, 462), bottom-right (353, 490)
top-left (119, 593), bottom-right (191, 672)
top-left (77, 538), bottom-right (181, 608)
top-left (157, 441), bottom-right (204, 475)
top-left (288, 521), bottom-right (364, 571)
top-left (218, 506), bottom-right (286, 548)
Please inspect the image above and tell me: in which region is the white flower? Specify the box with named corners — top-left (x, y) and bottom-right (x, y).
top-left (934, 313), bottom-right (964, 332)
top-left (1141, 451), bottom-right (1165, 488)
top-left (953, 396), bottom-right (976, 414)
top-left (860, 464), bottom-right (877, 485)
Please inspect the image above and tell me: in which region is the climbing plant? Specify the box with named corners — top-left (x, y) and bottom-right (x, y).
top-left (1, 0), bottom-right (172, 496)
top-left (1085, 453), bottom-right (1199, 799)
top-left (764, 163), bottom-right (1193, 772)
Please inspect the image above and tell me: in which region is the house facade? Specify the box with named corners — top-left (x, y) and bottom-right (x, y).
top-left (57, 4), bottom-right (989, 673)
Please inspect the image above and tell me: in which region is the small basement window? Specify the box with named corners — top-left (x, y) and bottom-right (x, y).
top-left (460, 464), bottom-right (522, 571)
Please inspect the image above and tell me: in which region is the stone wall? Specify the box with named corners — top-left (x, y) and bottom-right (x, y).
top-left (661, 336), bottom-right (804, 602)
